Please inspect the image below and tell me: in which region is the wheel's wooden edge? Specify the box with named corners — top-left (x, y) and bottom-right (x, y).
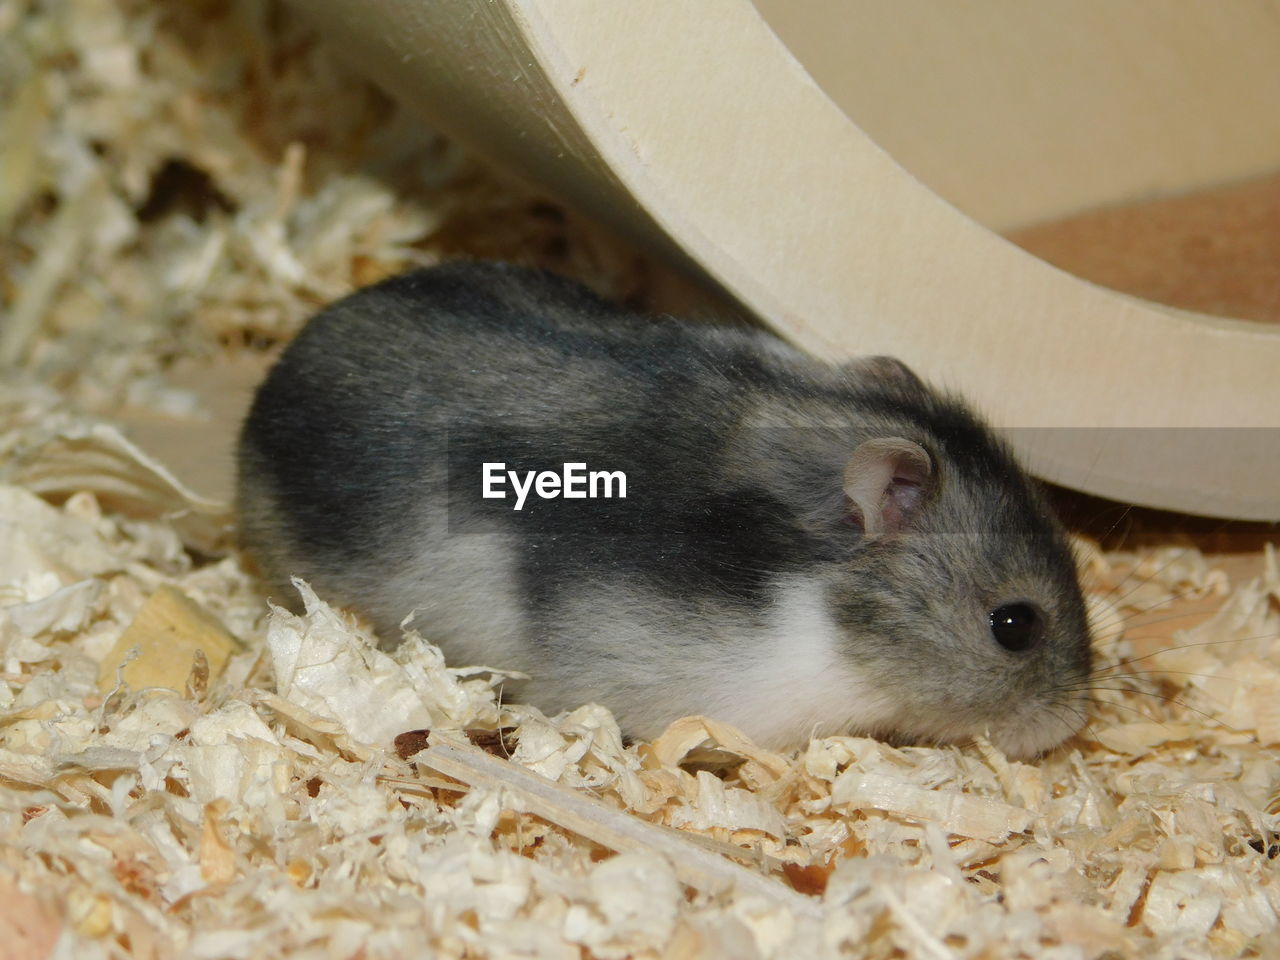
top-left (517, 1), bottom-right (1280, 520)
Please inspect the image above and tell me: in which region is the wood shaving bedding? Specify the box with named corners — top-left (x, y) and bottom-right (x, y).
top-left (2, 2), bottom-right (1279, 958)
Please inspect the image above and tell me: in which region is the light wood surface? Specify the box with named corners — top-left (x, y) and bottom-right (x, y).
top-left (754, 0), bottom-right (1280, 231)
top-left (293, 0), bottom-right (1280, 520)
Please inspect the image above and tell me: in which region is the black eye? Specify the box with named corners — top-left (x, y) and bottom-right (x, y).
top-left (989, 603), bottom-right (1043, 652)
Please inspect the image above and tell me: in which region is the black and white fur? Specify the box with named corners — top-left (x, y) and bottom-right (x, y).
top-left (237, 261), bottom-right (1092, 758)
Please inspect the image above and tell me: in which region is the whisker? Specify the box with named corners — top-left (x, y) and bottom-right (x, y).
top-left (1090, 593), bottom-right (1218, 632)
top-left (1086, 590), bottom-right (1228, 635)
top-left (1043, 707), bottom-right (1090, 751)
top-left (1049, 700), bottom-right (1092, 740)
top-left (1101, 536), bottom-right (1228, 609)
top-left (1085, 668), bottom-right (1241, 685)
top-left (1094, 634), bottom-right (1279, 672)
top-left (1079, 685), bottom-right (1232, 729)
top-left (1078, 693), bottom-right (1170, 726)
top-left (1095, 547), bottom-right (1190, 605)
top-left (1094, 505), bottom-right (1135, 551)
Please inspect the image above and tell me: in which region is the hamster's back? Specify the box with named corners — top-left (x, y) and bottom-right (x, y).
top-left (236, 261), bottom-right (802, 626)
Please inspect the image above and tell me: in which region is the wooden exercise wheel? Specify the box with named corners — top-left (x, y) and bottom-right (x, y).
top-left (296, 0), bottom-right (1280, 520)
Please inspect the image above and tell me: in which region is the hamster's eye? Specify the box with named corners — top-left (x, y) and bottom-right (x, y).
top-left (989, 603), bottom-right (1043, 652)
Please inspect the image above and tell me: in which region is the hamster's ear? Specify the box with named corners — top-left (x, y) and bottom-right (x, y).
top-left (843, 438), bottom-right (932, 536)
top-left (841, 355), bottom-right (925, 390)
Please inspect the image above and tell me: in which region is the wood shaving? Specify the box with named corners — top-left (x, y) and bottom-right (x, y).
top-left (1, 2), bottom-right (1278, 958)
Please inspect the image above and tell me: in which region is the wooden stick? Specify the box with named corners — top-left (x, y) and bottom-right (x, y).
top-left (417, 737), bottom-right (822, 917)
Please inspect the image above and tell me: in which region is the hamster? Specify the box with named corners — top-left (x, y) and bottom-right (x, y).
top-left (237, 260), bottom-right (1092, 759)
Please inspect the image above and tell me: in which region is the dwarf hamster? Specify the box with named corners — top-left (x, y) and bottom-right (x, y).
top-left (237, 260), bottom-right (1092, 759)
